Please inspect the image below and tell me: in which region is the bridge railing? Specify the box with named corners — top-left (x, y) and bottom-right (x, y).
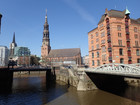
top-left (82, 63), bottom-right (140, 77)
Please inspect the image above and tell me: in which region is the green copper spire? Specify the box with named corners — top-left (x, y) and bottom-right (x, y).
top-left (125, 7), bottom-right (130, 15)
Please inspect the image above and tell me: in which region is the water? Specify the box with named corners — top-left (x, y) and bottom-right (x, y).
top-left (0, 73), bottom-right (140, 105)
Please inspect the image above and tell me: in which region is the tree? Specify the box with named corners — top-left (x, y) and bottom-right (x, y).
top-left (30, 55), bottom-right (40, 65)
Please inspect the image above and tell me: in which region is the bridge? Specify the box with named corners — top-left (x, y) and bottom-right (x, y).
top-left (83, 63), bottom-right (140, 78)
top-left (0, 67), bottom-right (54, 92)
top-left (80, 63), bottom-right (140, 91)
top-left (9, 67), bottom-right (51, 72)
top-left (0, 63), bottom-right (140, 92)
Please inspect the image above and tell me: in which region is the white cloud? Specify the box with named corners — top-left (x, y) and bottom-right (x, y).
top-left (62, 0), bottom-right (96, 24)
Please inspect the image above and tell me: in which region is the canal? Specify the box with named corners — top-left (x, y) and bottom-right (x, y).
top-left (0, 72), bottom-right (140, 105)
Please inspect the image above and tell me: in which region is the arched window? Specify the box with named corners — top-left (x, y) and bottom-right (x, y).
top-left (97, 60), bottom-right (100, 66)
top-left (137, 58), bottom-right (140, 63)
top-left (97, 52), bottom-right (99, 58)
top-left (92, 60), bottom-right (94, 66)
top-left (92, 53), bottom-right (94, 58)
top-left (119, 48), bottom-right (123, 55)
top-left (120, 58), bottom-right (124, 63)
top-left (136, 49), bottom-right (140, 56)
top-left (134, 27), bottom-right (137, 32)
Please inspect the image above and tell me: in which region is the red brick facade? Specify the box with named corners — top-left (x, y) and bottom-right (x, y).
top-left (88, 9), bottom-right (140, 67)
top-left (17, 56), bottom-right (30, 66)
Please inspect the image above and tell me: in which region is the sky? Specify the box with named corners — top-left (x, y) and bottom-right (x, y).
top-left (0, 0), bottom-right (140, 57)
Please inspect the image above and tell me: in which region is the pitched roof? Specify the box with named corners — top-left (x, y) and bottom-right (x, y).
top-left (47, 48), bottom-right (81, 58)
top-left (98, 9), bottom-right (140, 25)
top-left (131, 18), bottom-right (140, 24)
top-left (88, 27), bottom-right (98, 33)
top-left (98, 9), bottom-right (126, 24)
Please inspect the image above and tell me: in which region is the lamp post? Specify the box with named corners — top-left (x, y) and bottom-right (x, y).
top-left (0, 13), bottom-right (2, 33)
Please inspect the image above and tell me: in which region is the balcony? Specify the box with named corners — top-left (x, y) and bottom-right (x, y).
top-left (126, 31), bottom-right (129, 35)
top-left (107, 31), bottom-right (110, 35)
top-left (125, 18), bottom-right (129, 22)
top-left (126, 35), bottom-right (130, 41)
top-left (128, 57), bottom-right (132, 61)
top-left (108, 44), bottom-right (111, 48)
top-left (108, 47), bottom-right (112, 52)
top-left (108, 56), bottom-right (112, 61)
top-left (107, 36), bottom-right (111, 42)
top-left (109, 52), bottom-right (112, 56)
top-left (106, 24), bottom-right (110, 29)
top-left (127, 41), bottom-right (130, 47)
top-left (127, 50), bottom-right (131, 57)
top-left (125, 25), bottom-right (129, 28)
top-left (106, 18), bottom-right (109, 22)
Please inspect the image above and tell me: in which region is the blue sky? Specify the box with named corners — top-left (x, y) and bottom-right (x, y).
top-left (0, 0), bottom-right (140, 57)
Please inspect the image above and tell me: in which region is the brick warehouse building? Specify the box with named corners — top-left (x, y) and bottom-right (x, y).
top-left (41, 11), bottom-right (81, 66)
top-left (88, 8), bottom-right (140, 68)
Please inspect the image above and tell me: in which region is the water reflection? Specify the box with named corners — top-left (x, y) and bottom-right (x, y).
top-left (0, 74), bottom-right (139, 105)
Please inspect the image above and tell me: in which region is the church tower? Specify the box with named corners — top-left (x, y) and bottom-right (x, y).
top-left (41, 10), bottom-right (51, 59)
top-left (9, 32), bottom-right (17, 58)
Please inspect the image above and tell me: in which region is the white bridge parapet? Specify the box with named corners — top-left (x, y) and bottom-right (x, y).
top-left (82, 63), bottom-right (140, 78)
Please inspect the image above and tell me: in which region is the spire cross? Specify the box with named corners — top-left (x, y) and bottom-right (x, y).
top-left (45, 9), bottom-right (48, 22)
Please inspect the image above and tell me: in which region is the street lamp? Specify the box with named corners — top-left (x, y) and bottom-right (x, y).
top-left (0, 13), bottom-right (2, 33)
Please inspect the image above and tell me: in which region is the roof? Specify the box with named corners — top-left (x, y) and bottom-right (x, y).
top-left (98, 9), bottom-right (126, 24)
top-left (98, 9), bottom-right (140, 25)
top-left (47, 48), bottom-right (81, 58)
top-left (131, 18), bottom-right (140, 24)
top-left (88, 27), bottom-right (98, 33)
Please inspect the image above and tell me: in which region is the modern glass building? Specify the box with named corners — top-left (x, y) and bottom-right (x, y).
top-left (14, 47), bottom-right (31, 66)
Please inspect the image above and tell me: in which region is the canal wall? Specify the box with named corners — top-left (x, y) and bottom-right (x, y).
top-left (55, 66), bottom-right (97, 91)
top-left (125, 78), bottom-right (140, 87)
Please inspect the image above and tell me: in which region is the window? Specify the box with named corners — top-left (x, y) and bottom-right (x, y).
top-left (127, 41), bottom-right (130, 47)
top-left (92, 60), bottom-right (94, 66)
top-left (96, 38), bottom-right (99, 42)
top-left (92, 46), bottom-right (94, 50)
top-left (91, 40), bottom-right (93, 44)
top-left (97, 52), bottom-right (99, 58)
top-left (119, 48), bottom-right (123, 55)
top-left (96, 32), bottom-right (98, 37)
top-left (91, 34), bottom-right (93, 39)
top-left (118, 40), bottom-right (122, 46)
top-left (102, 54), bottom-right (106, 61)
top-left (101, 32), bottom-right (105, 37)
top-left (134, 27), bottom-right (137, 32)
top-left (101, 46), bottom-right (106, 52)
top-left (97, 60), bottom-right (100, 66)
top-left (128, 50), bottom-right (131, 56)
top-left (101, 39), bottom-right (105, 44)
top-left (135, 34), bottom-right (138, 39)
top-left (136, 49), bottom-right (140, 56)
top-left (135, 41), bottom-right (139, 46)
top-left (120, 58), bottom-right (124, 63)
top-left (96, 44), bottom-right (99, 49)
top-left (137, 58), bottom-right (140, 63)
top-left (118, 33), bottom-right (122, 37)
top-left (117, 25), bottom-right (121, 31)
top-left (92, 53), bottom-right (94, 58)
